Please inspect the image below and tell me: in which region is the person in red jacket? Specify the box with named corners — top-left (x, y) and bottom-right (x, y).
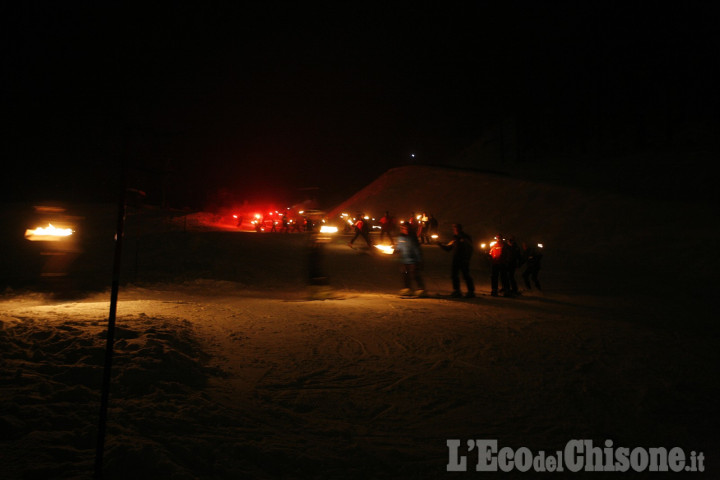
top-left (488, 234), bottom-right (512, 297)
top-left (379, 211), bottom-right (396, 246)
top-left (348, 213), bottom-right (373, 248)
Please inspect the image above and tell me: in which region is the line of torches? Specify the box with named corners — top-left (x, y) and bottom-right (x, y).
top-left (480, 240), bottom-right (544, 250)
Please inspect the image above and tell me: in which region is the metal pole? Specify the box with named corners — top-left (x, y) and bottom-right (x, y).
top-left (94, 134), bottom-right (128, 479)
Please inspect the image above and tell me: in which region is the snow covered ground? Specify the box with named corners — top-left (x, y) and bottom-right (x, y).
top-left (1, 177), bottom-right (718, 478)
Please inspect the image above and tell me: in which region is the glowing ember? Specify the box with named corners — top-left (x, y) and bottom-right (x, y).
top-left (374, 244), bottom-right (394, 254)
top-left (25, 223), bottom-right (74, 241)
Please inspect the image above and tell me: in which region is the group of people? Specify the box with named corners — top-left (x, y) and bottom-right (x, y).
top-left (395, 219), bottom-right (475, 299)
top-left (252, 214), bottom-right (313, 233)
top-left (346, 211), bottom-right (543, 298)
top-left (377, 211), bottom-right (439, 246)
top-left (395, 221), bottom-right (543, 299)
top-left (486, 235), bottom-right (543, 297)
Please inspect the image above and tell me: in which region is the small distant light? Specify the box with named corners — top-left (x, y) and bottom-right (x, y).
top-left (480, 243), bottom-right (487, 249)
top-left (538, 243), bottom-right (544, 248)
top-left (431, 234), bottom-right (438, 239)
top-left (320, 226), bottom-right (338, 234)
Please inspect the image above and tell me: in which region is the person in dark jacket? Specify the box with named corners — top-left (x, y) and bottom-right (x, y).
top-left (505, 236), bottom-right (522, 296)
top-left (521, 242), bottom-right (543, 290)
top-left (395, 223), bottom-right (427, 296)
top-left (438, 223), bottom-right (475, 298)
top-left (426, 214), bottom-right (439, 240)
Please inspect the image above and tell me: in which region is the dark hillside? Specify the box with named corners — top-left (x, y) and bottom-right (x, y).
top-left (328, 165), bottom-right (716, 301)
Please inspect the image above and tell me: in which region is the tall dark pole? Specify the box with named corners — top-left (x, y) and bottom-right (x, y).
top-left (94, 130), bottom-right (128, 479)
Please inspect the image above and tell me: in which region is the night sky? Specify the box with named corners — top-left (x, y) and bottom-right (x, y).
top-left (2, 2), bottom-right (717, 208)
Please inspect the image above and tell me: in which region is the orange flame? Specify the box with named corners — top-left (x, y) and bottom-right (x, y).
top-left (374, 244), bottom-right (394, 254)
top-left (25, 224), bottom-right (74, 242)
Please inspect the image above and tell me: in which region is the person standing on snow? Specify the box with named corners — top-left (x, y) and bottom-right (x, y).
top-left (521, 241), bottom-right (543, 290)
top-left (418, 212), bottom-right (430, 244)
top-left (395, 222), bottom-right (427, 297)
top-left (405, 212), bottom-right (418, 239)
top-left (348, 213), bottom-right (373, 248)
top-left (281, 213), bottom-right (289, 233)
top-left (427, 213), bottom-right (439, 240)
top-left (438, 223), bottom-right (475, 298)
top-left (379, 211), bottom-right (396, 246)
top-left (488, 234), bottom-right (511, 297)
top-left (505, 235), bottom-right (522, 296)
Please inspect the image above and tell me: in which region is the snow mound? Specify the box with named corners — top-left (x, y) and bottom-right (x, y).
top-left (328, 165), bottom-right (715, 283)
top-left (0, 310), bottom-right (219, 479)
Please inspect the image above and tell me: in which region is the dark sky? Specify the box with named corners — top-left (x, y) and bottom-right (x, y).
top-left (2, 2), bottom-right (717, 207)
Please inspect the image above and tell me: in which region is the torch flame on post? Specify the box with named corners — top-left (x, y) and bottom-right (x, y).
top-left (25, 224), bottom-right (74, 241)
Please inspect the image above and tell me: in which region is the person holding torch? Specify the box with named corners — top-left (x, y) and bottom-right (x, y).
top-left (488, 234), bottom-right (511, 297)
top-left (395, 222), bottom-right (427, 297)
top-left (438, 223), bottom-right (475, 298)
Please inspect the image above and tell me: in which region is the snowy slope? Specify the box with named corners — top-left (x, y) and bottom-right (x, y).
top-left (328, 165), bottom-right (716, 291)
